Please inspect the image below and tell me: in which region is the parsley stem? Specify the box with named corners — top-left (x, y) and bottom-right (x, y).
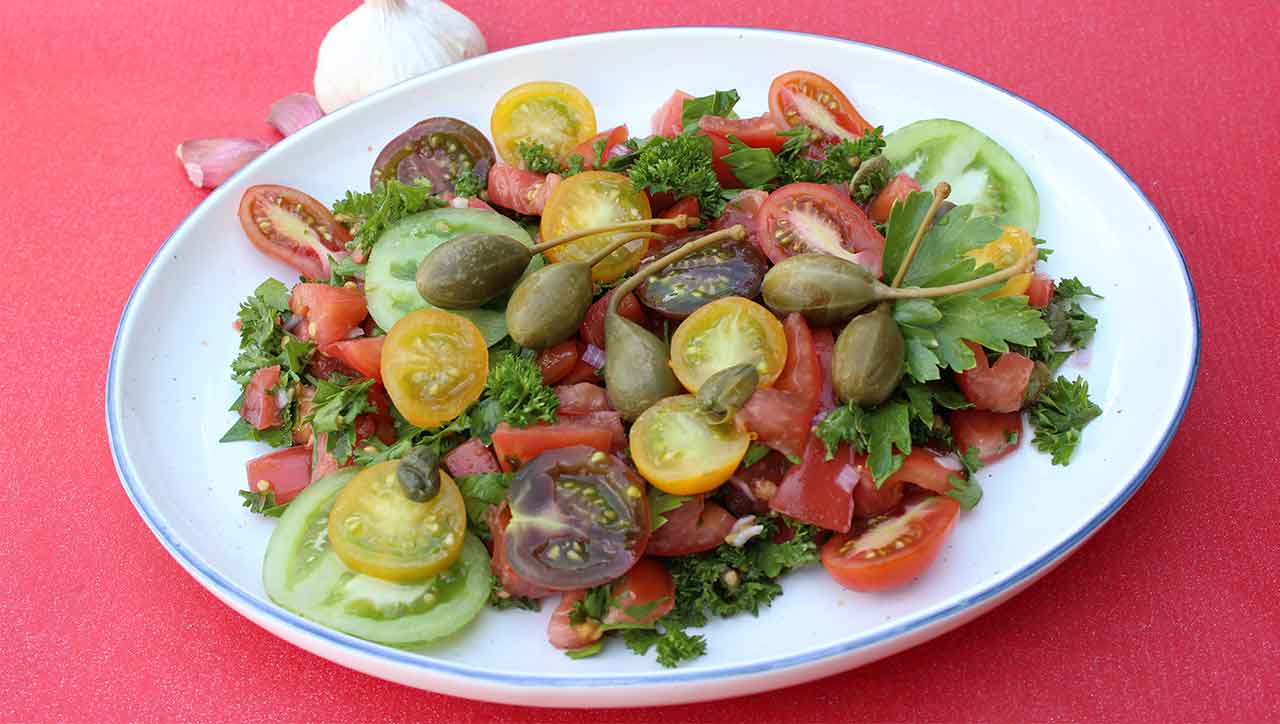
top-left (531, 216), bottom-right (692, 253)
top-left (890, 182), bottom-right (951, 289)
top-left (582, 232), bottom-right (664, 268)
top-left (884, 246), bottom-right (1038, 300)
top-left (608, 225), bottom-right (747, 315)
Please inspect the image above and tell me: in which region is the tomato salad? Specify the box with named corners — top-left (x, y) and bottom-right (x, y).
top-left (224, 71), bottom-right (1103, 667)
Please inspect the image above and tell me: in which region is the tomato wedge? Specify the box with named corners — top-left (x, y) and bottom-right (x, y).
top-left (955, 342), bottom-right (1034, 413)
top-left (548, 590), bottom-right (598, 650)
top-left (321, 337), bottom-right (384, 383)
top-left (770, 438), bottom-right (859, 532)
top-left (443, 438), bottom-right (501, 478)
top-left (652, 90), bottom-right (694, 137)
top-left (244, 445), bottom-right (312, 503)
top-left (821, 495), bottom-right (961, 592)
top-left (487, 165), bottom-right (562, 216)
top-left (767, 70), bottom-right (872, 145)
top-left (568, 124), bottom-right (629, 169)
top-left (289, 283), bottom-right (368, 348)
top-left (699, 114), bottom-right (786, 152)
top-left (951, 409), bottom-right (1023, 464)
top-left (241, 365), bottom-right (281, 430)
top-left (813, 327), bottom-right (837, 415)
top-left (868, 174), bottom-right (921, 224)
top-left (756, 182), bottom-right (885, 277)
top-left (537, 340), bottom-right (580, 385)
top-left (646, 495), bottom-right (735, 556)
top-left (1027, 274), bottom-right (1055, 308)
top-left (237, 185), bottom-right (350, 280)
top-left (736, 388), bottom-right (812, 461)
top-left (491, 420), bottom-right (615, 472)
top-left (775, 313), bottom-right (822, 419)
top-left (603, 558), bottom-right (675, 625)
top-left (555, 383), bottom-right (611, 415)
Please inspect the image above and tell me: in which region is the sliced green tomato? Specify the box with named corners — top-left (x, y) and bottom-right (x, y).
top-left (263, 469), bottom-right (491, 647)
top-left (883, 119), bottom-right (1039, 233)
top-left (364, 208), bottom-right (540, 345)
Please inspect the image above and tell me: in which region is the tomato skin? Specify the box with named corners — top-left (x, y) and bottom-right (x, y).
top-left (444, 437), bottom-right (501, 478)
top-left (852, 463), bottom-right (902, 518)
top-left (357, 384), bottom-right (398, 446)
top-left (308, 433), bottom-right (344, 483)
top-left (951, 409), bottom-right (1023, 464)
top-left (568, 124), bottom-right (629, 169)
top-left (242, 365), bottom-right (281, 430)
top-left (560, 410), bottom-right (626, 450)
top-left (580, 289), bottom-right (648, 350)
top-left (487, 165), bottom-right (562, 216)
top-left (244, 445), bottom-right (312, 503)
top-left (1027, 274), bottom-right (1055, 308)
top-left (491, 421), bottom-right (615, 472)
top-left (555, 383), bottom-right (611, 414)
top-left (812, 327), bottom-right (837, 416)
top-left (487, 503), bottom-right (556, 599)
top-left (603, 558), bottom-right (675, 625)
top-left (886, 448), bottom-right (965, 495)
top-left (699, 114), bottom-right (786, 152)
top-left (868, 174), bottom-right (921, 224)
top-left (737, 388), bottom-right (812, 461)
top-left (776, 314), bottom-right (822, 420)
top-left (767, 70), bottom-right (872, 144)
top-left (537, 340), bottom-right (580, 385)
top-left (652, 90), bottom-right (694, 137)
top-left (321, 337), bottom-right (384, 383)
top-left (769, 437), bottom-right (858, 532)
top-left (646, 496), bottom-right (735, 556)
top-left (955, 342), bottom-right (1034, 413)
top-left (821, 495), bottom-right (961, 592)
top-left (724, 450), bottom-right (791, 516)
top-left (756, 182), bottom-right (885, 278)
top-left (705, 131), bottom-right (744, 189)
top-left (289, 283), bottom-right (368, 348)
top-left (655, 197), bottom-right (700, 237)
top-left (237, 185), bottom-right (351, 280)
top-left (560, 349), bottom-right (603, 385)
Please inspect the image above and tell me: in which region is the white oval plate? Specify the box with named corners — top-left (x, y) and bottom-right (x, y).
top-left (107, 27), bottom-right (1198, 708)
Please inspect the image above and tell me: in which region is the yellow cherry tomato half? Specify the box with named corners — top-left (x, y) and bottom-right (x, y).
top-left (629, 395), bottom-right (751, 495)
top-left (966, 225), bottom-right (1034, 299)
top-left (491, 81), bottom-right (597, 167)
top-left (669, 296), bottom-right (788, 393)
top-left (381, 309), bottom-right (488, 429)
top-left (540, 171), bottom-right (652, 282)
top-left (328, 461), bottom-right (467, 582)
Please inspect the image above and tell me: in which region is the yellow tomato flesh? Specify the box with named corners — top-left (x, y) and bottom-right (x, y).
top-left (491, 81), bottom-right (597, 167)
top-left (669, 297), bottom-right (788, 393)
top-left (328, 462), bottom-right (467, 582)
top-left (966, 225), bottom-right (1034, 299)
top-left (629, 395), bottom-right (750, 495)
top-left (381, 309), bottom-right (488, 428)
top-left (540, 171), bottom-right (652, 282)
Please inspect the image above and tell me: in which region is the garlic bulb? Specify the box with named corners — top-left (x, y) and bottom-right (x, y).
top-left (313, 0), bottom-right (487, 113)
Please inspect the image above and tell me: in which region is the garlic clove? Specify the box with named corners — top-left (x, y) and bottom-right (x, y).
top-left (313, 0), bottom-right (487, 113)
top-left (175, 138), bottom-right (269, 188)
top-left (267, 93), bottom-right (325, 136)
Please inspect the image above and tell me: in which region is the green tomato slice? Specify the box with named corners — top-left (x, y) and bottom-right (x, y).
top-left (263, 469), bottom-right (492, 647)
top-left (883, 119), bottom-right (1040, 233)
top-left (364, 208), bottom-right (540, 346)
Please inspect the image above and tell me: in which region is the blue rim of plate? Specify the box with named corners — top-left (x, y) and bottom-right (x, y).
top-left (106, 26), bottom-right (1200, 690)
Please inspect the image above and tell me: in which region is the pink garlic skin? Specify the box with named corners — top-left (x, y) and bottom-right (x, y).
top-left (175, 138), bottom-right (269, 188)
top-left (267, 93), bottom-right (325, 137)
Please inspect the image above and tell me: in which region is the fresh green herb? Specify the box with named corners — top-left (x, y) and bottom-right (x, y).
top-left (332, 178), bottom-right (444, 256)
top-left (623, 627), bottom-right (708, 668)
top-left (224, 279), bottom-right (313, 447)
top-left (237, 489), bottom-right (288, 517)
top-left (592, 139), bottom-right (608, 166)
top-left (1029, 376), bottom-right (1102, 465)
top-left (1030, 277), bottom-right (1103, 371)
top-left (564, 153), bottom-right (585, 177)
top-left (723, 126), bottom-right (887, 191)
top-left (484, 350), bottom-right (559, 430)
top-left (740, 441), bottom-right (773, 468)
top-left (488, 581), bottom-right (543, 612)
top-left (649, 488), bottom-right (691, 531)
top-left (451, 171), bottom-right (485, 198)
top-left (882, 192), bottom-right (1005, 287)
top-left (564, 641), bottom-right (604, 660)
top-left (894, 293), bottom-right (1050, 383)
top-left (570, 585), bottom-right (614, 626)
top-left (680, 89), bottom-right (740, 132)
top-left (352, 412), bottom-right (472, 466)
top-left (813, 399), bottom-right (913, 484)
top-left (945, 447), bottom-right (985, 510)
top-left (627, 133), bottom-right (728, 219)
top-left (328, 255), bottom-right (368, 285)
top-left (305, 374), bottom-right (376, 462)
top-left (721, 135), bottom-right (780, 188)
top-left (516, 139), bottom-right (564, 175)
top-left (456, 472), bottom-right (513, 541)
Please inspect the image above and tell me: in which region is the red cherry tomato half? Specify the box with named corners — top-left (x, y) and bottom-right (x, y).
top-left (241, 365), bottom-right (281, 430)
top-left (487, 165), bottom-right (562, 216)
top-left (955, 342), bottom-right (1034, 413)
top-left (767, 70), bottom-right (873, 145)
top-left (289, 283), bottom-right (367, 348)
top-left (245, 445), bottom-right (312, 503)
top-left (770, 438), bottom-right (859, 532)
top-left (646, 495), bottom-right (735, 556)
top-left (821, 495), bottom-right (961, 592)
top-left (443, 437), bottom-right (501, 478)
top-left (237, 185), bottom-right (351, 280)
top-left (537, 340), bottom-right (580, 385)
top-left (951, 409), bottom-right (1024, 464)
top-left (868, 173), bottom-right (921, 224)
top-left (321, 337), bottom-right (384, 383)
top-left (756, 182), bottom-right (885, 278)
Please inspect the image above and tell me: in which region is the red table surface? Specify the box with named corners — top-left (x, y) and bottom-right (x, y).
top-left (2, 0), bottom-right (1277, 721)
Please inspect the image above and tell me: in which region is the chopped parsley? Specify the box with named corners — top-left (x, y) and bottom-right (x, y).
top-left (332, 178), bottom-right (444, 256)
top-left (1029, 376), bottom-right (1102, 465)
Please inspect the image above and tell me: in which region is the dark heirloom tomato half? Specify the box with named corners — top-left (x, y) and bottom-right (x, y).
top-left (504, 445), bottom-right (651, 590)
top-left (370, 117), bottom-right (495, 194)
top-left (237, 185), bottom-right (351, 280)
top-left (636, 233), bottom-right (768, 319)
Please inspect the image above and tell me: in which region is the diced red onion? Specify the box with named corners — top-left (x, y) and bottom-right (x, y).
top-left (344, 326), bottom-right (365, 339)
top-left (581, 344), bottom-right (606, 369)
top-left (175, 138), bottom-right (269, 188)
top-left (267, 93), bottom-right (324, 137)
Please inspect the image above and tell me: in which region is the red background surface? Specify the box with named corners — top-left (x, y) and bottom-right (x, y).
top-left (2, 0), bottom-right (1277, 721)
